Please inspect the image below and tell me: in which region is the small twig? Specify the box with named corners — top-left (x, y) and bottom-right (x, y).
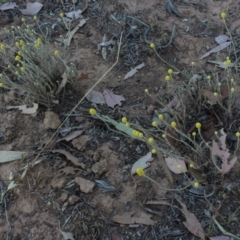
top-left (212, 215), bottom-right (240, 240)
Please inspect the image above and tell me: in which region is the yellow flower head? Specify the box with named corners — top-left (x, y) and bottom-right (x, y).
top-left (136, 168), bottom-right (145, 176)
top-left (21, 17), bottom-right (26, 22)
top-left (18, 51), bottom-right (22, 56)
top-left (36, 38), bottom-right (42, 45)
top-left (231, 87), bottom-right (235, 93)
top-left (34, 43), bottom-right (40, 49)
top-left (54, 50), bottom-right (60, 56)
top-left (158, 114), bottom-right (164, 120)
top-left (20, 67), bottom-right (25, 72)
top-left (206, 75), bottom-right (211, 80)
top-left (59, 12), bottom-right (64, 18)
top-left (189, 163), bottom-right (194, 168)
top-left (177, 164), bottom-right (182, 169)
top-left (220, 12), bottom-right (227, 19)
top-left (152, 121), bottom-right (158, 127)
top-left (192, 131), bottom-right (196, 137)
top-left (15, 42), bottom-right (20, 47)
top-left (138, 132), bottom-right (143, 138)
top-left (193, 182), bottom-right (199, 188)
top-left (165, 75), bottom-right (171, 81)
top-left (89, 108), bottom-right (97, 115)
top-left (168, 69), bottom-right (173, 75)
top-left (121, 117), bottom-right (127, 123)
top-left (15, 71), bottom-right (19, 75)
top-left (191, 62), bottom-right (195, 66)
top-left (0, 82), bottom-right (3, 87)
top-left (148, 137), bottom-right (154, 143)
top-left (19, 40), bottom-right (25, 46)
top-left (0, 44), bottom-right (6, 51)
top-left (125, 122), bottom-right (130, 127)
top-left (132, 130), bottom-right (138, 136)
top-left (162, 134), bottom-right (166, 138)
top-left (236, 132), bottom-right (240, 138)
top-left (33, 16), bottom-right (38, 21)
top-left (171, 121), bottom-right (177, 128)
top-left (213, 92), bottom-right (218, 97)
top-left (144, 88), bottom-right (149, 93)
top-left (150, 43), bottom-right (155, 49)
top-left (195, 122), bottom-right (201, 129)
top-left (0, 73), bottom-right (3, 77)
top-left (15, 55), bottom-right (21, 61)
top-left (151, 148), bottom-right (157, 154)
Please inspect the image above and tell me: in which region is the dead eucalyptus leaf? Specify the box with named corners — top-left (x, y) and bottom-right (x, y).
top-left (131, 152), bottom-right (153, 175)
top-left (20, 2), bottom-right (43, 15)
top-left (65, 10), bottom-right (82, 19)
top-left (215, 35), bottom-right (230, 44)
top-left (176, 199), bottom-right (205, 239)
top-left (207, 60), bottom-right (235, 69)
top-left (56, 72), bottom-right (68, 94)
top-left (166, 127), bottom-right (177, 147)
top-left (200, 42), bottom-right (231, 60)
top-left (103, 89), bottom-right (125, 108)
top-left (212, 129), bottom-right (237, 175)
top-left (112, 211), bottom-right (156, 225)
top-left (86, 90), bottom-right (106, 104)
top-left (52, 149), bottom-right (85, 169)
top-left (0, 151), bottom-right (27, 163)
top-left (202, 89), bottom-right (220, 104)
top-left (165, 157), bottom-right (188, 174)
top-left (61, 230), bottom-right (75, 240)
top-left (124, 63), bottom-right (145, 80)
top-left (0, 2), bottom-right (17, 10)
top-left (6, 103), bottom-right (38, 114)
top-left (65, 19), bottom-right (86, 47)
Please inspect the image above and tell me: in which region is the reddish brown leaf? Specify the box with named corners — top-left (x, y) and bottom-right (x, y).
top-left (202, 89), bottom-right (220, 104)
top-left (176, 199), bottom-right (205, 239)
top-left (166, 127), bottom-right (177, 147)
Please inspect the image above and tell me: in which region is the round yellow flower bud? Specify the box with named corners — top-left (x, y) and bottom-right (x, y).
top-left (136, 168), bottom-right (145, 176)
top-left (151, 149), bottom-right (156, 154)
top-left (177, 164), bottom-right (182, 169)
top-left (125, 122), bottom-right (130, 127)
top-left (192, 132), bottom-right (196, 137)
top-left (213, 92), bottom-right (218, 97)
top-left (89, 108), bottom-right (97, 115)
top-left (0, 82), bottom-right (3, 87)
top-left (189, 163), bottom-right (194, 168)
top-left (220, 12), bottom-right (227, 19)
top-left (195, 122), bottom-right (201, 129)
top-left (148, 137), bottom-right (154, 143)
top-left (121, 117), bottom-right (127, 123)
top-left (144, 88), bottom-right (149, 93)
top-left (165, 75), bottom-right (171, 81)
top-left (33, 16), bottom-right (38, 21)
top-left (168, 69), bottom-right (173, 75)
top-left (193, 182), bottom-right (199, 188)
top-left (158, 114), bottom-right (164, 120)
top-left (171, 121), bottom-right (177, 128)
top-left (150, 43), bottom-right (155, 49)
top-left (152, 121), bottom-right (158, 127)
top-left (59, 12), bottom-right (64, 18)
top-left (236, 132), bottom-right (240, 138)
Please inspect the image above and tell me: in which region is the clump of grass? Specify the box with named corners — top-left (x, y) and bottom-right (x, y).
top-left (0, 19), bottom-right (75, 106)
